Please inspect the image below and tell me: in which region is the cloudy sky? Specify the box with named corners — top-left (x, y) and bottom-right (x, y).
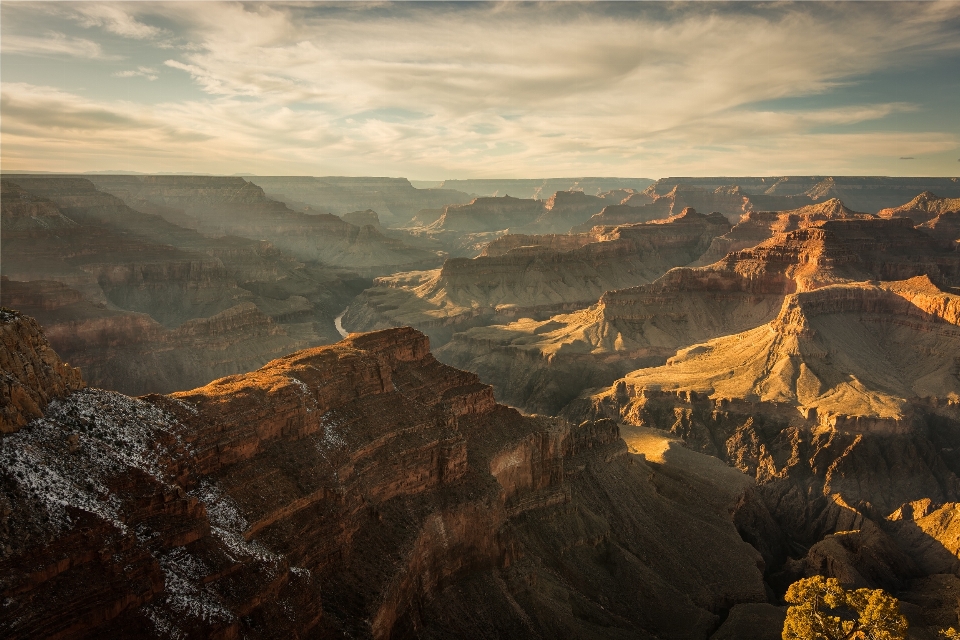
top-left (2, 1), bottom-right (959, 179)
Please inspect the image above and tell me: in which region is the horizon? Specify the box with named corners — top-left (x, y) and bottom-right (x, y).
top-left (3, 1), bottom-right (960, 179)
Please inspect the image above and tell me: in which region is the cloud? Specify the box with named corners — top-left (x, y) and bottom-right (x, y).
top-left (113, 66), bottom-right (159, 81)
top-left (2, 2), bottom-right (959, 177)
top-left (2, 31), bottom-right (120, 60)
top-left (71, 4), bottom-right (162, 40)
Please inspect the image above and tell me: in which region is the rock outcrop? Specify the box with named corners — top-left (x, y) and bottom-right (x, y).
top-left (570, 184), bottom-right (819, 232)
top-left (561, 276), bottom-right (960, 632)
top-left (878, 191), bottom-right (960, 246)
top-left (0, 320), bottom-right (770, 639)
top-left (690, 198), bottom-right (874, 266)
top-left (0, 310), bottom-right (83, 433)
top-left (342, 209), bottom-right (730, 348)
top-left (439, 216), bottom-right (960, 414)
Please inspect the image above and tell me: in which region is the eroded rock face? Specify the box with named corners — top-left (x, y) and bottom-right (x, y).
top-left (690, 198), bottom-right (874, 267)
top-left (1, 322), bottom-right (768, 639)
top-left (0, 310), bottom-right (83, 433)
top-left (342, 209), bottom-right (730, 349)
top-left (564, 276), bottom-right (960, 630)
top-left (439, 216), bottom-right (960, 415)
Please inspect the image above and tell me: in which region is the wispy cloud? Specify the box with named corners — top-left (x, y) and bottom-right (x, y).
top-left (2, 2), bottom-right (959, 177)
top-left (113, 66), bottom-right (159, 81)
top-left (71, 3), bottom-right (162, 40)
top-left (2, 31), bottom-right (121, 60)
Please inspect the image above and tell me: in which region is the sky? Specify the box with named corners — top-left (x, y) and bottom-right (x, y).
top-left (2, 1), bottom-right (959, 180)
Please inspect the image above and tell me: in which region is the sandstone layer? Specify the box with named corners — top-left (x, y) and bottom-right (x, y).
top-left (439, 216), bottom-right (960, 414)
top-left (342, 209), bottom-right (730, 348)
top-left (1, 317), bottom-right (771, 639)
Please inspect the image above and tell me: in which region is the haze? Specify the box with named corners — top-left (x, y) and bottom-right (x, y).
top-left (2, 1), bottom-right (960, 179)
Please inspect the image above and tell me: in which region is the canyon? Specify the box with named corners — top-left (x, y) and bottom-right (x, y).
top-left (341, 208), bottom-right (730, 347)
top-left (1, 310), bottom-right (776, 639)
top-left (5, 172), bottom-right (960, 639)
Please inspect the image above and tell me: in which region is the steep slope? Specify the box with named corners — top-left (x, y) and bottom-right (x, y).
top-left (82, 174), bottom-right (441, 275)
top-left (562, 277), bottom-right (960, 630)
top-left (0, 309), bottom-right (84, 433)
top-left (0, 316), bottom-right (769, 639)
top-left (406, 190), bottom-right (629, 257)
top-left (342, 209), bottom-right (730, 347)
top-left (1, 177), bottom-right (369, 394)
top-left (878, 191), bottom-right (960, 225)
top-left (690, 198), bottom-right (874, 266)
top-left (879, 191), bottom-right (960, 246)
top-left (439, 217), bottom-right (960, 414)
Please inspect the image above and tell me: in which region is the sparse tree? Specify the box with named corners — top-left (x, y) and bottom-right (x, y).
top-left (782, 576), bottom-right (908, 640)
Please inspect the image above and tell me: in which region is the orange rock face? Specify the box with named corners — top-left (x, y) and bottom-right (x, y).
top-left (0, 310), bottom-right (84, 433)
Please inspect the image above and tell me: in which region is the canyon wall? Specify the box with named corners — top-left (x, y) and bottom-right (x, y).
top-left (343, 209), bottom-right (730, 348)
top-left (0, 318), bottom-right (770, 639)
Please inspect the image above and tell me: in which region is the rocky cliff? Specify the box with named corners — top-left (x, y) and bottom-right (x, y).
top-left (342, 209), bottom-right (730, 348)
top-left (0, 319), bottom-right (771, 639)
top-left (439, 216), bottom-right (960, 415)
top-left (570, 184), bottom-right (818, 232)
top-left (878, 191), bottom-right (960, 247)
top-left (560, 277), bottom-right (960, 630)
top-left (690, 198), bottom-right (874, 266)
top-left (0, 310), bottom-right (83, 433)
top-left (436, 177), bottom-right (655, 200)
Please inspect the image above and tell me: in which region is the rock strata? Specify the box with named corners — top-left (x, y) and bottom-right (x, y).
top-left (440, 216), bottom-right (960, 414)
top-left (562, 276), bottom-right (960, 632)
top-left (0, 310), bottom-right (84, 433)
top-left (343, 209), bottom-right (730, 348)
top-left (1, 320), bottom-right (769, 639)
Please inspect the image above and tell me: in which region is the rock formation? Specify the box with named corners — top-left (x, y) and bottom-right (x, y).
top-left (82, 174), bottom-right (441, 275)
top-left (559, 275), bottom-right (960, 635)
top-left (0, 309), bottom-right (83, 433)
top-left (405, 190), bottom-right (636, 257)
top-left (341, 209), bottom-right (381, 228)
top-left (1, 177), bottom-right (369, 394)
top-left (0, 316), bottom-right (771, 639)
top-left (690, 198), bottom-right (874, 266)
top-left (439, 216), bottom-right (960, 414)
top-left (342, 209), bottom-right (730, 348)
top-left (879, 191), bottom-right (960, 246)
top-left (649, 176), bottom-right (960, 214)
top-left (435, 177), bottom-right (655, 200)
top-left (229, 175), bottom-right (472, 227)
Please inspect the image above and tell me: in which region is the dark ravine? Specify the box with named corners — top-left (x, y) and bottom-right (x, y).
top-left (0, 311), bottom-right (777, 639)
